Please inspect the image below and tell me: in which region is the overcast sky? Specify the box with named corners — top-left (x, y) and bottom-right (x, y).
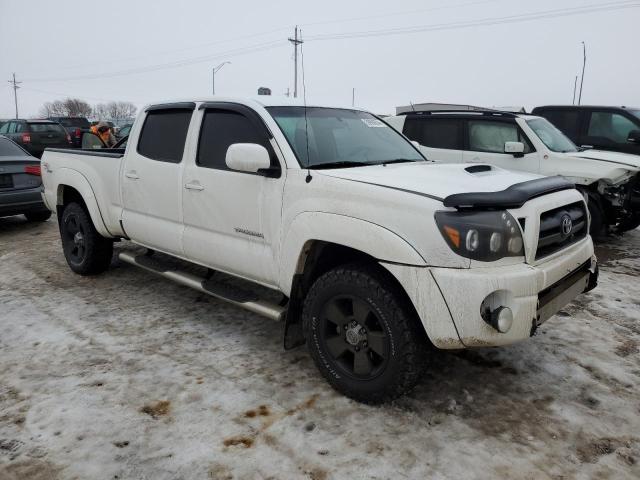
top-left (1, 0), bottom-right (638, 118)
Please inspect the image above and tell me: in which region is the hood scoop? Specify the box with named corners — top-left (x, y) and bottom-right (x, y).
top-left (465, 164), bottom-right (493, 174)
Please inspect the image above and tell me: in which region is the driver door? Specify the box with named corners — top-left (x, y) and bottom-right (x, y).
top-left (181, 104), bottom-right (284, 286)
top-left (462, 119), bottom-right (539, 172)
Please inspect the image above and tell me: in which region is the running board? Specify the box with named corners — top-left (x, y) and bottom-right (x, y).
top-left (118, 251), bottom-right (286, 322)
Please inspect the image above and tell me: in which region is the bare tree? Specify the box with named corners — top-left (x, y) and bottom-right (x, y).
top-left (92, 101), bottom-right (136, 123)
top-left (38, 98), bottom-right (92, 117)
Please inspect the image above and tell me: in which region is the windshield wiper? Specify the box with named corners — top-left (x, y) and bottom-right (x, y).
top-left (380, 158), bottom-right (419, 165)
top-left (310, 161), bottom-right (373, 170)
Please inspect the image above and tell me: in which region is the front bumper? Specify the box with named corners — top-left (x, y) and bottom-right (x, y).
top-left (430, 237), bottom-right (596, 347)
top-left (0, 187), bottom-right (48, 217)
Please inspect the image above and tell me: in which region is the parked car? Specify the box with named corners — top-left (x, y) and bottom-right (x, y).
top-left (116, 123), bottom-right (132, 140)
top-left (48, 116), bottom-right (91, 148)
top-left (386, 110), bottom-right (640, 236)
top-left (41, 97), bottom-right (597, 403)
top-left (0, 136), bottom-right (51, 221)
top-left (0, 119), bottom-right (71, 158)
top-left (531, 105), bottom-right (640, 156)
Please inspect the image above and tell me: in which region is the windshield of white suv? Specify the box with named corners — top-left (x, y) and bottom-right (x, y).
top-left (267, 107), bottom-right (424, 168)
top-left (526, 117), bottom-right (578, 153)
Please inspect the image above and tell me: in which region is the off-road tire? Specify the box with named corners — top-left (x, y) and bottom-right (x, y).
top-left (24, 211), bottom-right (51, 222)
top-left (302, 263), bottom-right (427, 404)
top-left (60, 202), bottom-right (113, 275)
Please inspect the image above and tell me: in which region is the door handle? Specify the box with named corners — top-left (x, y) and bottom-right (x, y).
top-left (125, 171), bottom-right (139, 180)
top-left (184, 182), bottom-right (204, 191)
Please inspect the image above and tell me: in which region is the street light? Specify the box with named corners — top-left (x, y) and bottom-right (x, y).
top-left (212, 61), bottom-right (231, 95)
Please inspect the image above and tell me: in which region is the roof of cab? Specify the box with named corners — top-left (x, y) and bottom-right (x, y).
top-left (142, 96), bottom-right (361, 112)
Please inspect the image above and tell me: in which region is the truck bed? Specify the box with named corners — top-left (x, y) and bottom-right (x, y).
top-left (41, 147), bottom-right (127, 237)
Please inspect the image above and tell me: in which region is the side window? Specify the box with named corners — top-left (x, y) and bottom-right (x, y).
top-left (541, 110), bottom-right (580, 139)
top-left (137, 109), bottom-right (192, 163)
top-left (197, 109), bottom-right (272, 171)
top-left (14, 123), bottom-right (23, 133)
top-left (588, 111), bottom-right (638, 143)
top-left (0, 123), bottom-right (9, 134)
top-left (468, 121), bottom-right (531, 154)
top-left (404, 117), bottom-right (463, 149)
top-left (7, 122), bottom-right (17, 134)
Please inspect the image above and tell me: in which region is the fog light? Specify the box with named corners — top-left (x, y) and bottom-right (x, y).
top-left (490, 306), bottom-right (513, 333)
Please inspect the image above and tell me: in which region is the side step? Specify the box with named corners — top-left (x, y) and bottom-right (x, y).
top-left (118, 251), bottom-right (286, 322)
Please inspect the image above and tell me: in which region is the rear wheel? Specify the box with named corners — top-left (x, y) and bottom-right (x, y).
top-left (302, 263), bottom-right (427, 403)
top-left (60, 202), bottom-right (113, 275)
top-left (24, 211), bottom-right (51, 222)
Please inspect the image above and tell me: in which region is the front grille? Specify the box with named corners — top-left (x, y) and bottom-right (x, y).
top-left (536, 201), bottom-right (588, 260)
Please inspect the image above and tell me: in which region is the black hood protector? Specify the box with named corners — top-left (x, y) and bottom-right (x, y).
top-left (443, 176), bottom-right (575, 210)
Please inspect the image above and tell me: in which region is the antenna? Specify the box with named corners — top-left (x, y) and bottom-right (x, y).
top-left (300, 29), bottom-right (312, 183)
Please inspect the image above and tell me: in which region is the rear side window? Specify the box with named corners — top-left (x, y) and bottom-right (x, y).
top-left (538, 109), bottom-right (580, 139)
top-left (137, 109), bottom-right (192, 163)
top-left (197, 109), bottom-right (271, 170)
top-left (468, 121), bottom-right (532, 154)
top-left (404, 117), bottom-right (463, 149)
top-left (28, 123), bottom-right (65, 133)
top-left (0, 137), bottom-right (28, 157)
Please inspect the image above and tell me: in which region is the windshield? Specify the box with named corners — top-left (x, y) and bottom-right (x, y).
top-left (267, 107), bottom-right (424, 168)
top-left (526, 117), bottom-right (578, 153)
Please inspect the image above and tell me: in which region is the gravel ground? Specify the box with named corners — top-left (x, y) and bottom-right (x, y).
top-left (0, 215), bottom-right (639, 480)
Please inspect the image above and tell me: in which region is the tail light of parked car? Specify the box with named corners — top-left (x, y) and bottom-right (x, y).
top-left (21, 133), bottom-right (31, 143)
top-left (75, 128), bottom-right (81, 138)
top-left (24, 165), bottom-right (41, 176)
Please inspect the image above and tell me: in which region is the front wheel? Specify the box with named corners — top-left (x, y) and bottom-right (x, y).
top-left (302, 263), bottom-right (427, 404)
top-left (60, 202), bottom-right (113, 275)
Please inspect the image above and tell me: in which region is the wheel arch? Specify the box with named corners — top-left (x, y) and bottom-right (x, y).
top-left (55, 169), bottom-right (112, 238)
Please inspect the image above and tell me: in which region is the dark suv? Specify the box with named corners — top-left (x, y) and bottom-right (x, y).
top-left (531, 106), bottom-right (640, 156)
top-left (48, 116), bottom-right (91, 148)
top-left (0, 120), bottom-right (71, 158)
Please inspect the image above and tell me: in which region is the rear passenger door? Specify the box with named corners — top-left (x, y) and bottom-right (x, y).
top-left (402, 116), bottom-right (464, 163)
top-left (121, 104), bottom-right (195, 256)
top-left (182, 103), bottom-right (284, 286)
top-left (462, 119), bottom-right (539, 172)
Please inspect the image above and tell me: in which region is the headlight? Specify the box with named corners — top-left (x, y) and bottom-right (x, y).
top-left (435, 210), bottom-right (524, 261)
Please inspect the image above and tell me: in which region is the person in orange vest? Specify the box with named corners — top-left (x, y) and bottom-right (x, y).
top-left (91, 121), bottom-right (116, 147)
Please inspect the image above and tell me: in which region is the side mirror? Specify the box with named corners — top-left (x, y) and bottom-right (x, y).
top-left (504, 141), bottom-right (525, 157)
top-left (81, 132), bottom-right (106, 149)
top-left (225, 143), bottom-right (274, 175)
top-left (627, 130), bottom-right (640, 144)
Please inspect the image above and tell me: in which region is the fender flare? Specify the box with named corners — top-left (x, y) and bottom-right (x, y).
top-left (278, 211), bottom-right (426, 295)
top-left (55, 168), bottom-right (113, 238)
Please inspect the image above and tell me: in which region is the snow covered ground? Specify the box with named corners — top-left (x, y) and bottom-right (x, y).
top-left (0, 216), bottom-right (638, 480)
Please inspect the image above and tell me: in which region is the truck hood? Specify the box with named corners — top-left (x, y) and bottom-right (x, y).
top-left (566, 149), bottom-right (640, 170)
top-left (318, 162), bottom-right (542, 201)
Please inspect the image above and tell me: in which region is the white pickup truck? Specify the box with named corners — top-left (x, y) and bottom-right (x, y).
top-left (41, 97), bottom-right (598, 403)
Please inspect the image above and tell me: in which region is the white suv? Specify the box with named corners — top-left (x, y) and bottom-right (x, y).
top-left (386, 110), bottom-right (640, 236)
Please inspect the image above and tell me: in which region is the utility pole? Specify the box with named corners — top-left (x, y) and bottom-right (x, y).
top-left (578, 41), bottom-right (586, 105)
top-left (212, 61), bottom-right (231, 95)
top-left (288, 26), bottom-right (303, 98)
top-left (8, 73), bottom-right (21, 119)
top-left (352, 88), bottom-right (355, 107)
top-left (572, 75), bottom-right (578, 105)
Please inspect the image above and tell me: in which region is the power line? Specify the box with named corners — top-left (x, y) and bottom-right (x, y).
top-left (22, 40), bottom-right (287, 83)
top-left (305, 1), bottom-right (639, 41)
